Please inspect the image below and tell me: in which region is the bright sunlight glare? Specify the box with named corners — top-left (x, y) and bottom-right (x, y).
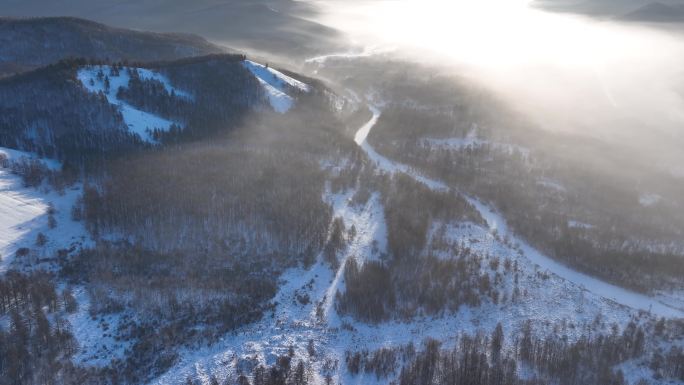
top-left (309, 0), bottom-right (684, 166)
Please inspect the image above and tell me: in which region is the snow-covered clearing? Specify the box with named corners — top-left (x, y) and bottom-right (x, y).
top-left (78, 65), bottom-right (187, 143)
top-left (0, 146), bottom-right (61, 170)
top-left (67, 286), bottom-right (132, 367)
top-left (0, 151), bottom-right (88, 272)
top-left (0, 148), bottom-right (107, 364)
top-left (242, 60), bottom-right (310, 113)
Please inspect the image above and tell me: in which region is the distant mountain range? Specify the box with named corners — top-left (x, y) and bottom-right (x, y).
top-left (533, 0), bottom-right (684, 21)
top-left (0, 17), bottom-right (222, 77)
top-left (0, 0), bottom-right (343, 59)
top-left (620, 1), bottom-right (684, 21)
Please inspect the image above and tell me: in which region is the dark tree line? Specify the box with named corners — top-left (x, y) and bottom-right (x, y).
top-left (383, 321), bottom-right (660, 385)
top-left (0, 271), bottom-right (81, 385)
top-left (0, 17), bottom-right (220, 78)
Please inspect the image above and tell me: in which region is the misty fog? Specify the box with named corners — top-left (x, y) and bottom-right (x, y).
top-left (303, 0), bottom-right (684, 177)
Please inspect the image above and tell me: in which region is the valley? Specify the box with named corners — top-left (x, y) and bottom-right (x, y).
top-left (0, 7), bottom-right (683, 385)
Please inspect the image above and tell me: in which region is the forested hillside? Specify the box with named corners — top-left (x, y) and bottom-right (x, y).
top-left (0, 17), bottom-right (222, 77)
top-left (0, 54), bottom-right (303, 170)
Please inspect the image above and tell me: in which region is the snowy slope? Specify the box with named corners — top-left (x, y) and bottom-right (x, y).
top-left (242, 60), bottom-right (310, 113)
top-left (0, 148), bottom-right (88, 272)
top-left (67, 286), bottom-right (132, 367)
top-left (147, 102), bottom-right (683, 385)
top-left (77, 65), bottom-right (187, 143)
top-left (0, 146), bottom-right (61, 170)
top-left (0, 170), bottom-right (48, 271)
top-left (0, 149), bottom-right (110, 365)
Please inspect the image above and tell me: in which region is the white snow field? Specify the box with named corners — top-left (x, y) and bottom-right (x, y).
top-left (0, 148), bottom-right (88, 272)
top-left (78, 65), bottom-right (188, 143)
top-left (0, 146), bottom-right (61, 170)
top-left (242, 60), bottom-right (310, 113)
top-left (0, 148), bottom-right (108, 364)
top-left (67, 286), bottom-right (132, 367)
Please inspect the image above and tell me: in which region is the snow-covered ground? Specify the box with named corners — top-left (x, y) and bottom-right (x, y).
top-left (0, 150), bottom-right (88, 272)
top-left (147, 101), bottom-right (683, 385)
top-left (242, 60), bottom-right (310, 113)
top-left (78, 65), bottom-right (187, 143)
top-left (67, 286), bottom-right (132, 367)
top-left (0, 147), bottom-right (108, 364)
top-left (0, 146), bottom-right (61, 170)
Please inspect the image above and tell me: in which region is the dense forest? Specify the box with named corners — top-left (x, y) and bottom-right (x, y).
top-left (344, 319), bottom-right (684, 385)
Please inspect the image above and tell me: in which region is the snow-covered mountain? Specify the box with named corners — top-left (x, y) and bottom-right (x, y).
top-left (0, 15), bottom-right (683, 385)
top-left (0, 54), bottom-right (316, 166)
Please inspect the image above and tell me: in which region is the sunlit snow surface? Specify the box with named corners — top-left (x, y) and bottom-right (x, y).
top-left (0, 148), bottom-right (87, 272)
top-left (242, 60), bottom-right (310, 113)
top-left (77, 65), bottom-right (188, 143)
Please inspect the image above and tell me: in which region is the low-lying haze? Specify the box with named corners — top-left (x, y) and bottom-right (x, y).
top-left (305, 0), bottom-right (684, 175)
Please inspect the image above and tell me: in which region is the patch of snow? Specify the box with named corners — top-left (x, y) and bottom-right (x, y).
top-left (77, 65), bottom-right (185, 143)
top-left (0, 146), bottom-right (61, 171)
top-left (134, 68), bottom-right (193, 100)
top-left (67, 286), bottom-right (132, 367)
top-left (537, 179), bottom-right (566, 192)
top-left (568, 220), bottom-right (594, 229)
top-left (321, 189), bottom-right (388, 324)
top-left (639, 193), bottom-right (661, 207)
top-left (356, 106), bottom-right (449, 191)
top-left (242, 60), bottom-right (310, 114)
top-left (0, 166), bottom-right (89, 272)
